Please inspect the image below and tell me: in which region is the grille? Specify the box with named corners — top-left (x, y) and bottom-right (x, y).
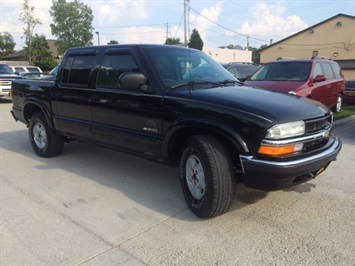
top-left (303, 113), bottom-right (332, 152)
top-left (0, 80), bottom-right (12, 86)
top-left (305, 114), bottom-right (332, 134)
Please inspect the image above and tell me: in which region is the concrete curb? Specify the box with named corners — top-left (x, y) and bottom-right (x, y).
top-left (333, 115), bottom-right (355, 128)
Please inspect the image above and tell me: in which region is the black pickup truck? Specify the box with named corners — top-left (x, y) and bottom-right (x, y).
top-left (11, 44), bottom-right (342, 218)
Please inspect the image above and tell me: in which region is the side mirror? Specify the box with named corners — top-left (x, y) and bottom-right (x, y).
top-left (118, 72), bottom-right (149, 91)
top-left (313, 75), bottom-right (326, 83)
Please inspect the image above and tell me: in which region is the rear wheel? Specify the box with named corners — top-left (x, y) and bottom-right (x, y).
top-left (332, 94), bottom-right (343, 113)
top-left (29, 112), bottom-right (64, 158)
top-left (180, 135), bottom-right (235, 218)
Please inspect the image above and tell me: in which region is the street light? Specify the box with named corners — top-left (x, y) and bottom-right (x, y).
top-left (95, 31), bottom-right (100, 45)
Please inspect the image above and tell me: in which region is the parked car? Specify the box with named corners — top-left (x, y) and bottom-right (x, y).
top-left (0, 64), bottom-right (23, 98)
top-left (244, 56), bottom-right (345, 112)
top-left (10, 66), bottom-right (42, 75)
top-left (18, 72), bottom-right (43, 79)
top-left (344, 80), bottom-right (355, 104)
top-left (222, 62), bottom-right (260, 82)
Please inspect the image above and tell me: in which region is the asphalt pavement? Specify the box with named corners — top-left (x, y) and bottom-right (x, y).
top-left (0, 99), bottom-right (354, 266)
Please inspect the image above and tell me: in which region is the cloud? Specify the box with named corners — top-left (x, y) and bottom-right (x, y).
top-left (190, 1), bottom-right (224, 41)
top-left (118, 26), bottom-right (165, 44)
top-left (239, 1), bottom-right (308, 43)
top-left (93, 0), bottom-right (148, 26)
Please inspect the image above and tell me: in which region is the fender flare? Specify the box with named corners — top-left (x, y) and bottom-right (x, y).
top-left (23, 97), bottom-right (55, 130)
top-left (162, 117), bottom-right (249, 162)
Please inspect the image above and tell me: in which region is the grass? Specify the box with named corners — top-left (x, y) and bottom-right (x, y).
top-left (334, 104), bottom-right (355, 121)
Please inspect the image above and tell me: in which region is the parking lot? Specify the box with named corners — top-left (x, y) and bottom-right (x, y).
top-left (1, 98), bottom-right (354, 265)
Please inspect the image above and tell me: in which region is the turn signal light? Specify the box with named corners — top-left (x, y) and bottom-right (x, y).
top-left (258, 143), bottom-right (303, 156)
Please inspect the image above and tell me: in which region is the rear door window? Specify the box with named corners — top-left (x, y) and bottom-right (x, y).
top-left (330, 63), bottom-right (341, 79)
top-left (61, 55), bottom-right (95, 87)
top-left (321, 62), bottom-right (334, 80)
top-left (26, 67), bottom-right (41, 73)
top-left (14, 67), bottom-right (25, 73)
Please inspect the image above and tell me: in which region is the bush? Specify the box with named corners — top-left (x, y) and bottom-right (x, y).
top-left (36, 59), bottom-right (58, 73)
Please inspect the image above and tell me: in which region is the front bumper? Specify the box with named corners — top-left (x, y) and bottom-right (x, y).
top-left (240, 136), bottom-right (342, 191)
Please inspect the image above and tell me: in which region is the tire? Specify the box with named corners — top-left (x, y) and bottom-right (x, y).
top-left (180, 135), bottom-right (235, 218)
top-left (332, 94), bottom-right (343, 113)
top-left (28, 112), bottom-right (64, 158)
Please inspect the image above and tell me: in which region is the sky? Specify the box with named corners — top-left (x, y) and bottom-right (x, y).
top-left (0, 0), bottom-right (354, 51)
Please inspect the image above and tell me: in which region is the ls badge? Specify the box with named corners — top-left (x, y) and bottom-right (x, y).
top-left (143, 119), bottom-right (158, 133)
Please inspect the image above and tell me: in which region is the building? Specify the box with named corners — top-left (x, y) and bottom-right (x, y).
top-left (0, 39), bottom-right (61, 64)
top-left (203, 46), bottom-right (252, 63)
top-left (259, 14), bottom-right (355, 80)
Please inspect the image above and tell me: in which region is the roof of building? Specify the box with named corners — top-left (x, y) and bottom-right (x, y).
top-left (1, 39), bottom-right (60, 60)
top-left (260, 13), bottom-right (355, 52)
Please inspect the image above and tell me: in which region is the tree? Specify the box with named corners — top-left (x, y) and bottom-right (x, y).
top-left (50, 0), bottom-right (94, 54)
top-left (250, 44), bottom-right (268, 64)
top-left (188, 29), bottom-right (203, 51)
top-left (0, 32), bottom-right (16, 56)
top-left (107, 40), bottom-right (119, 45)
top-left (19, 0), bottom-right (42, 65)
top-left (28, 35), bottom-right (57, 71)
top-left (165, 37), bottom-right (182, 45)
top-left (26, 35), bottom-right (51, 64)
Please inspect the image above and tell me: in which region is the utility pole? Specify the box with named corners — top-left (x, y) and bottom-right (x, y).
top-left (95, 31), bottom-right (100, 45)
top-left (165, 22), bottom-right (170, 41)
top-left (187, 0), bottom-right (190, 38)
top-left (184, 0), bottom-right (188, 46)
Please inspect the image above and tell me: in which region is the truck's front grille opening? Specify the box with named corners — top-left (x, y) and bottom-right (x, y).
top-left (305, 114), bottom-right (332, 134)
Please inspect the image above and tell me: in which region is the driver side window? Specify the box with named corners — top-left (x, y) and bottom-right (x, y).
top-left (98, 54), bottom-right (138, 88)
top-left (312, 63), bottom-right (323, 79)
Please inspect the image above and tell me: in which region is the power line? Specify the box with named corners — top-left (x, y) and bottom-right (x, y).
top-left (189, 6), bottom-right (269, 43)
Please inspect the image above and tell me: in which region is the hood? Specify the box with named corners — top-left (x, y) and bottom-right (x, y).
top-left (0, 74), bottom-right (23, 79)
top-left (244, 80), bottom-right (305, 93)
top-left (170, 85), bottom-right (329, 124)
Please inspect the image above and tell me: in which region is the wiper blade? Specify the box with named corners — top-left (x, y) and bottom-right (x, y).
top-left (219, 79), bottom-right (241, 85)
top-left (171, 80), bottom-right (221, 90)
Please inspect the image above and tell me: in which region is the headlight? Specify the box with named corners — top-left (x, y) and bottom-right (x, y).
top-left (266, 121), bottom-right (305, 139)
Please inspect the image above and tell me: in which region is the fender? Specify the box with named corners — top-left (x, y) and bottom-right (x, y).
top-left (162, 117), bottom-right (249, 162)
top-left (23, 97), bottom-right (55, 130)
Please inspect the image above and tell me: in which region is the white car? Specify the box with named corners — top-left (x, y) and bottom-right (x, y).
top-left (0, 64), bottom-right (23, 98)
top-left (10, 66), bottom-right (43, 75)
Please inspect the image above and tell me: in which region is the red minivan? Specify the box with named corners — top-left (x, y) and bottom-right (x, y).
top-left (244, 57), bottom-right (345, 112)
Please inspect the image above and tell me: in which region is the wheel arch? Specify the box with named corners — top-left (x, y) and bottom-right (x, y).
top-left (164, 119), bottom-right (248, 166)
top-left (23, 98), bottom-right (54, 129)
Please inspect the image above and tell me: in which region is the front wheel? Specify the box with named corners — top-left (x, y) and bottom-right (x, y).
top-left (332, 94), bottom-right (343, 113)
top-left (29, 112), bottom-right (64, 158)
top-left (180, 135), bottom-right (235, 218)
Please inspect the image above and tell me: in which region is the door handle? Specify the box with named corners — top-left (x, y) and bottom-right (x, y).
top-left (91, 95), bottom-right (108, 103)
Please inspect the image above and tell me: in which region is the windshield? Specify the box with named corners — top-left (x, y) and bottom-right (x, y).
top-left (144, 47), bottom-right (237, 90)
top-left (250, 62), bottom-right (311, 82)
top-left (0, 64), bottom-right (14, 74)
top-left (49, 65), bottom-right (59, 75)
